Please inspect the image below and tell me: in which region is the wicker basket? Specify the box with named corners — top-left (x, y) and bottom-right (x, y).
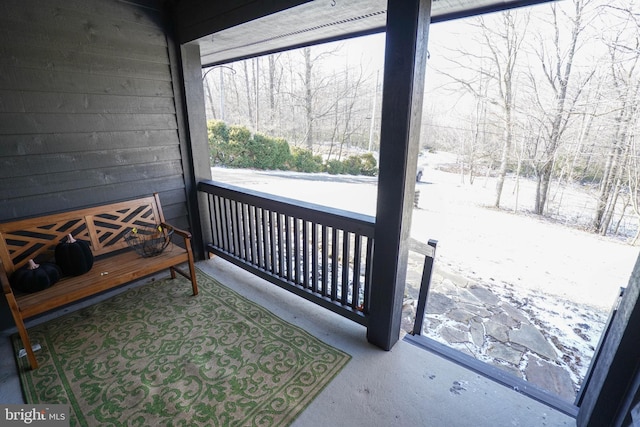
top-left (124, 226), bottom-right (173, 258)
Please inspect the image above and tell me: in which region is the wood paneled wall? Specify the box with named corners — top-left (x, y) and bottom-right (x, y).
top-left (0, 0), bottom-right (190, 228)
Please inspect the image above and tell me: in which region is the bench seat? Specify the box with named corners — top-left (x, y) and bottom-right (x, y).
top-left (16, 243), bottom-right (190, 319)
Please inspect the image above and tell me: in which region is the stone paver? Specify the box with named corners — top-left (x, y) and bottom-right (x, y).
top-left (485, 321), bottom-right (509, 342)
top-left (525, 356), bottom-right (576, 401)
top-left (460, 303), bottom-right (492, 318)
top-left (441, 324), bottom-right (469, 344)
top-left (448, 308), bottom-right (476, 323)
top-left (490, 311), bottom-right (520, 328)
top-left (427, 292), bottom-right (455, 315)
top-left (509, 324), bottom-right (558, 360)
top-left (467, 285), bottom-right (501, 305)
top-left (469, 320), bottom-right (485, 347)
top-left (410, 267), bottom-right (581, 401)
top-left (486, 343), bottom-right (523, 365)
top-left (500, 302), bottom-right (531, 324)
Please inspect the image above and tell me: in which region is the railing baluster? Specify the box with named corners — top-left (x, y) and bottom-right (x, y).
top-left (233, 200), bottom-right (242, 258)
top-left (321, 225), bottom-right (328, 297)
top-left (256, 207), bottom-right (264, 269)
top-left (209, 195), bottom-right (218, 248)
top-left (352, 234), bottom-right (363, 310)
top-left (294, 218), bottom-right (300, 285)
top-left (242, 203), bottom-right (251, 262)
top-left (247, 204), bottom-right (256, 264)
top-left (284, 215), bottom-right (291, 281)
top-left (221, 197), bottom-right (229, 253)
top-left (263, 208), bottom-right (271, 272)
top-left (270, 210), bottom-right (278, 275)
top-left (302, 220), bottom-right (308, 288)
top-left (236, 202), bottom-right (242, 256)
top-left (212, 195), bottom-right (220, 249)
top-left (363, 237), bottom-right (374, 313)
top-left (221, 197), bottom-right (230, 253)
top-left (257, 208), bottom-right (263, 269)
top-left (312, 222), bottom-right (318, 293)
top-left (331, 227), bottom-right (339, 301)
top-left (341, 231), bottom-right (350, 306)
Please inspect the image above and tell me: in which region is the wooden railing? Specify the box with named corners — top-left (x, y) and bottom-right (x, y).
top-left (198, 180), bottom-right (375, 325)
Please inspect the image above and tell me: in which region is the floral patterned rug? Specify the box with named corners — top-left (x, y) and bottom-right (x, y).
top-left (13, 268), bottom-right (350, 426)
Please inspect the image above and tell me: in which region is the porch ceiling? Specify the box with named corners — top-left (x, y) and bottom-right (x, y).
top-left (196, 0), bottom-right (556, 67)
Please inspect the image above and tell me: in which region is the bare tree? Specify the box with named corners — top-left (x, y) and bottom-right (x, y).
top-left (304, 47), bottom-right (314, 149)
top-left (267, 54), bottom-right (284, 133)
top-left (433, 11), bottom-right (529, 207)
top-left (593, 4), bottom-right (640, 234)
top-left (202, 71), bottom-right (218, 120)
top-left (242, 60), bottom-right (254, 130)
top-left (528, 0), bottom-right (593, 215)
top-left (486, 12), bottom-right (529, 207)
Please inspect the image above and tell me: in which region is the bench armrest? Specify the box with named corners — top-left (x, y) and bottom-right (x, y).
top-left (160, 222), bottom-right (192, 240)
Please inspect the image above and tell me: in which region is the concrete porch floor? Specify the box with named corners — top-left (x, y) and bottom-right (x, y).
top-left (0, 257), bottom-right (576, 426)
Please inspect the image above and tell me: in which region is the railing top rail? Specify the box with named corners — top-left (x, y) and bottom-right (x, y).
top-left (198, 180), bottom-right (375, 236)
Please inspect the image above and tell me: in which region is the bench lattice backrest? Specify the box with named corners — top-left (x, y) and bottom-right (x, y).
top-left (0, 196), bottom-right (165, 275)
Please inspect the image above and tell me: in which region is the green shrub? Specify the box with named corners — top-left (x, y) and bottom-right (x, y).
top-left (290, 148), bottom-right (323, 173)
top-left (325, 159), bottom-right (345, 175)
top-left (358, 153), bottom-right (378, 176)
top-left (228, 125), bottom-right (252, 145)
top-left (217, 125), bottom-right (249, 167)
top-left (327, 154), bottom-right (378, 176)
top-left (207, 121), bottom-right (378, 177)
top-left (208, 121), bottom-right (291, 169)
top-left (207, 120), bottom-right (230, 165)
top-left (207, 120), bottom-right (229, 143)
top-left (250, 133), bottom-right (291, 170)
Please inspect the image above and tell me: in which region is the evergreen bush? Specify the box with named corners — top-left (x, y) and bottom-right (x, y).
top-left (290, 148), bottom-right (323, 173)
top-left (207, 120), bottom-right (378, 177)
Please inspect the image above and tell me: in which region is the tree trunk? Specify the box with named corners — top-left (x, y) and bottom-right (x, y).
top-left (594, 141), bottom-right (622, 232)
top-left (601, 179), bottom-right (621, 236)
top-left (601, 142), bottom-right (631, 235)
top-left (243, 61), bottom-right (253, 130)
top-left (593, 61), bottom-right (640, 233)
top-left (304, 47), bottom-right (313, 149)
top-left (254, 57), bottom-right (260, 132)
top-left (532, 0), bottom-right (585, 215)
top-left (535, 161), bottom-right (553, 215)
top-left (328, 71), bottom-right (339, 160)
top-left (269, 55), bottom-right (276, 117)
top-left (203, 75), bottom-right (217, 120)
top-left (494, 116), bottom-right (513, 207)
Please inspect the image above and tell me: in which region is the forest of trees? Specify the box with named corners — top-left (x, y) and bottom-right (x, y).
top-left (203, 0), bottom-right (640, 242)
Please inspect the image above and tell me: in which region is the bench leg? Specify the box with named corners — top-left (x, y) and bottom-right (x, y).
top-left (5, 293), bottom-right (38, 369)
top-left (169, 264), bottom-right (198, 296)
top-left (169, 238), bottom-right (198, 296)
top-left (187, 258), bottom-right (198, 296)
top-left (184, 238), bottom-right (198, 296)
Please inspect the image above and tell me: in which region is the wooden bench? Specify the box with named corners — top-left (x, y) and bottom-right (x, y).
top-left (0, 193), bottom-right (198, 370)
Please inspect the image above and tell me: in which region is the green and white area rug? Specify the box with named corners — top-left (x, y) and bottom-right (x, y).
top-left (13, 269), bottom-right (350, 426)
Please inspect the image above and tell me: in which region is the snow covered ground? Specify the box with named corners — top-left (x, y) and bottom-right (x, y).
top-left (413, 152), bottom-right (638, 311)
top-left (211, 153), bottom-right (640, 397)
top-left (407, 153), bottom-right (638, 397)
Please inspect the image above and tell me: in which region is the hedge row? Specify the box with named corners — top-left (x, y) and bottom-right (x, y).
top-left (207, 120), bottom-right (378, 176)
